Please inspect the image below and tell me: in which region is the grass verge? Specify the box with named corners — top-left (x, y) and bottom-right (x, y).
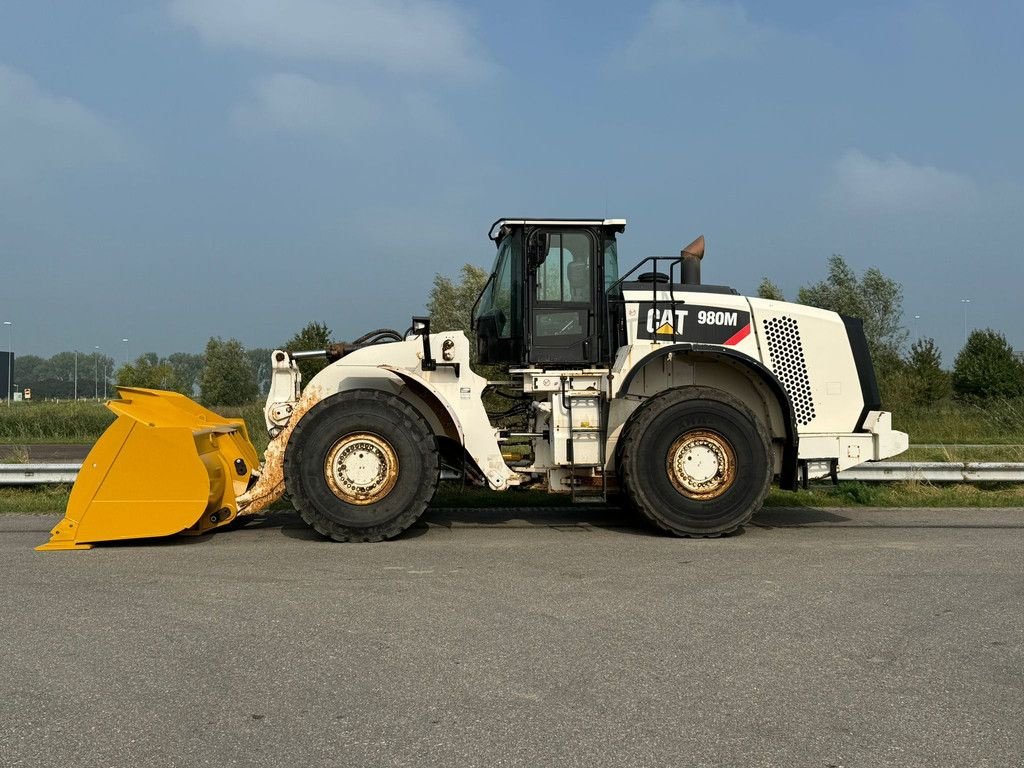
top-left (0, 486), bottom-right (74, 514)
top-left (895, 398), bottom-right (1024, 445)
top-left (765, 481), bottom-right (1024, 508)
top-left (0, 402), bottom-right (114, 444)
top-left (0, 400), bottom-right (271, 453)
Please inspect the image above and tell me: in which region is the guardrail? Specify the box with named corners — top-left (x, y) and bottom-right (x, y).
top-left (3, 462), bottom-right (1024, 487)
top-left (837, 462), bottom-right (1024, 482)
top-left (0, 464), bottom-right (83, 486)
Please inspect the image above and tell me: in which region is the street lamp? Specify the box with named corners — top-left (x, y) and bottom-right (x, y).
top-left (3, 321), bottom-right (11, 407)
top-left (74, 351), bottom-right (78, 400)
top-left (94, 346), bottom-right (101, 399)
top-left (960, 299), bottom-right (971, 345)
top-left (121, 338), bottom-right (129, 367)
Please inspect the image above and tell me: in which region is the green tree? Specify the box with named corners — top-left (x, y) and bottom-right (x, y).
top-left (11, 355), bottom-right (46, 392)
top-left (47, 352), bottom-right (79, 390)
top-left (756, 278), bottom-right (785, 301)
top-left (18, 351), bottom-right (114, 399)
top-left (116, 354), bottom-right (185, 392)
top-left (166, 352), bottom-right (204, 396)
top-left (797, 255), bottom-right (907, 364)
top-left (952, 329), bottom-right (1024, 402)
top-left (283, 322), bottom-right (333, 383)
top-left (246, 347), bottom-right (274, 396)
top-left (428, 263), bottom-right (498, 383)
top-left (906, 337), bottom-right (951, 406)
top-left (427, 264), bottom-right (489, 337)
top-left (199, 337), bottom-right (259, 406)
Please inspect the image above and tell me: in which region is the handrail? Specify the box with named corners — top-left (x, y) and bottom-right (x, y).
top-left (605, 255), bottom-right (686, 355)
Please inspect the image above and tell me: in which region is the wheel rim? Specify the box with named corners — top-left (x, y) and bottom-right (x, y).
top-left (324, 432), bottom-right (399, 505)
top-left (666, 429), bottom-right (736, 500)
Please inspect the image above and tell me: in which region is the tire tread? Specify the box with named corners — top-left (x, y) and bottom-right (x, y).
top-left (619, 386), bottom-right (773, 537)
top-left (284, 390), bottom-right (438, 542)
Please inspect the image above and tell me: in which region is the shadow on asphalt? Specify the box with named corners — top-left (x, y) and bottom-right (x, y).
top-left (235, 507), bottom-right (725, 539)
top-left (751, 507), bottom-right (852, 528)
top-left (95, 532), bottom-right (215, 548)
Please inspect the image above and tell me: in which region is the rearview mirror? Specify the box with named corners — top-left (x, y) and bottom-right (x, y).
top-left (526, 232), bottom-right (549, 267)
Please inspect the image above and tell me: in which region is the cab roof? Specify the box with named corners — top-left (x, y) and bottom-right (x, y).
top-left (489, 218), bottom-right (627, 241)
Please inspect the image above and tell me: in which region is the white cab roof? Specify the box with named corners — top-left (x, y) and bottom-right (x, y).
top-left (489, 218), bottom-right (627, 240)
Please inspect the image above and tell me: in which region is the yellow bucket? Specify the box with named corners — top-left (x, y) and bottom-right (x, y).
top-left (37, 387), bottom-right (260, 551)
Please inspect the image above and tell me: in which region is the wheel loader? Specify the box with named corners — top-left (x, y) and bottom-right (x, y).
top-left (37, 218), bottom-right (908, 550)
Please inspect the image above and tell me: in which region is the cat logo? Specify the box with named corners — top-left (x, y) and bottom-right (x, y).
top-left (647, 308), bottom-right (689, 336)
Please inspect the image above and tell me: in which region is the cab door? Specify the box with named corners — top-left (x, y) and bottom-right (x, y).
top-left (527, 229), bottom-right (599, 366)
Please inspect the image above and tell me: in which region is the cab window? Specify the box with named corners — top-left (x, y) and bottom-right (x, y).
top-left (535, 232), bottom-right (592, 303)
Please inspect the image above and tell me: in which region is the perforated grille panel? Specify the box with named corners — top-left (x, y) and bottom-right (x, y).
top-left (763, 317), bottom-right (816, 426)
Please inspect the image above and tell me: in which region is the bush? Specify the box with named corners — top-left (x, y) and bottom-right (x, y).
top-left (952, 329), bottom-right (1024, 402)
top-left (906, 337), bottom-right (951, 406)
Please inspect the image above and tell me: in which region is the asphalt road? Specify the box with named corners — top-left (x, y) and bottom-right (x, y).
top-left (2, 506), bottom-right (1022, 768)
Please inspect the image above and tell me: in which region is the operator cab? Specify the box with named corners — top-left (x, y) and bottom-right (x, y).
top-left (473, 218), bottom-right (625, 367)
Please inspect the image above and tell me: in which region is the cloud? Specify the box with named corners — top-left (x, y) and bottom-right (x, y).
top-left (617, 0), bottom-right (775, 69)
top-left (233, 73), bottom-right (380, 138)
top-left (0, 63), bottom-right (131, 183)
top-left (168, 0), bottom-right (493, 80)
top-left (829, 149), bottom-right (978, 214)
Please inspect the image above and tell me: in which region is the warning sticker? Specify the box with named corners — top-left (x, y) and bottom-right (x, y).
top-left (635, 302), bottom-right (751, 345)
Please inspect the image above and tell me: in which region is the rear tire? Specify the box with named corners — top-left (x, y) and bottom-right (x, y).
top-left (284, 390), bottom-right (439, 542)
top-left (618, 387), bottom-right (772, 537)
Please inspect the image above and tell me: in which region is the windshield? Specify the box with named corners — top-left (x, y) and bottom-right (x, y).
top-left (474, 237), bottom-right (515, 338)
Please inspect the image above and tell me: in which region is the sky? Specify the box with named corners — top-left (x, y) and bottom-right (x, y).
top-left (0, 0), bottom-right (1021, 366)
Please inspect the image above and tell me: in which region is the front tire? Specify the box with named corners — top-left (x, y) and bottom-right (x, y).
top-left (284, 390), bottom-right (439, 542)
top-left (618, 387), bottom-right (773, 537)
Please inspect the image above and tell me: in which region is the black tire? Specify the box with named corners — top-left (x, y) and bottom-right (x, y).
top-left (284, 390), bottom-right (439, 542)
top-left (618, 386), bottom-right (773, 537)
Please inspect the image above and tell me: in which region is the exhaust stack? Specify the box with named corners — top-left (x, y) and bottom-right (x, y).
top-left (681, 235), bottom-right (705, 285)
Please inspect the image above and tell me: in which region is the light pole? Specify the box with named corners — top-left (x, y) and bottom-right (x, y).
top-left (3, 321), bottom-right (11, 407)
top-left (74, 351), bottom-right (78, 400)
top-left (960, 299), bottom-right (971, 345)
top-left (121, 338), bottom-right (129, 367)
top-left (94, 346), bottom-right (100, 399)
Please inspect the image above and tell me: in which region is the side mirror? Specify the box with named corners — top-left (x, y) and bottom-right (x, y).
top-left (526, 232), bottom-right (549, 267)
